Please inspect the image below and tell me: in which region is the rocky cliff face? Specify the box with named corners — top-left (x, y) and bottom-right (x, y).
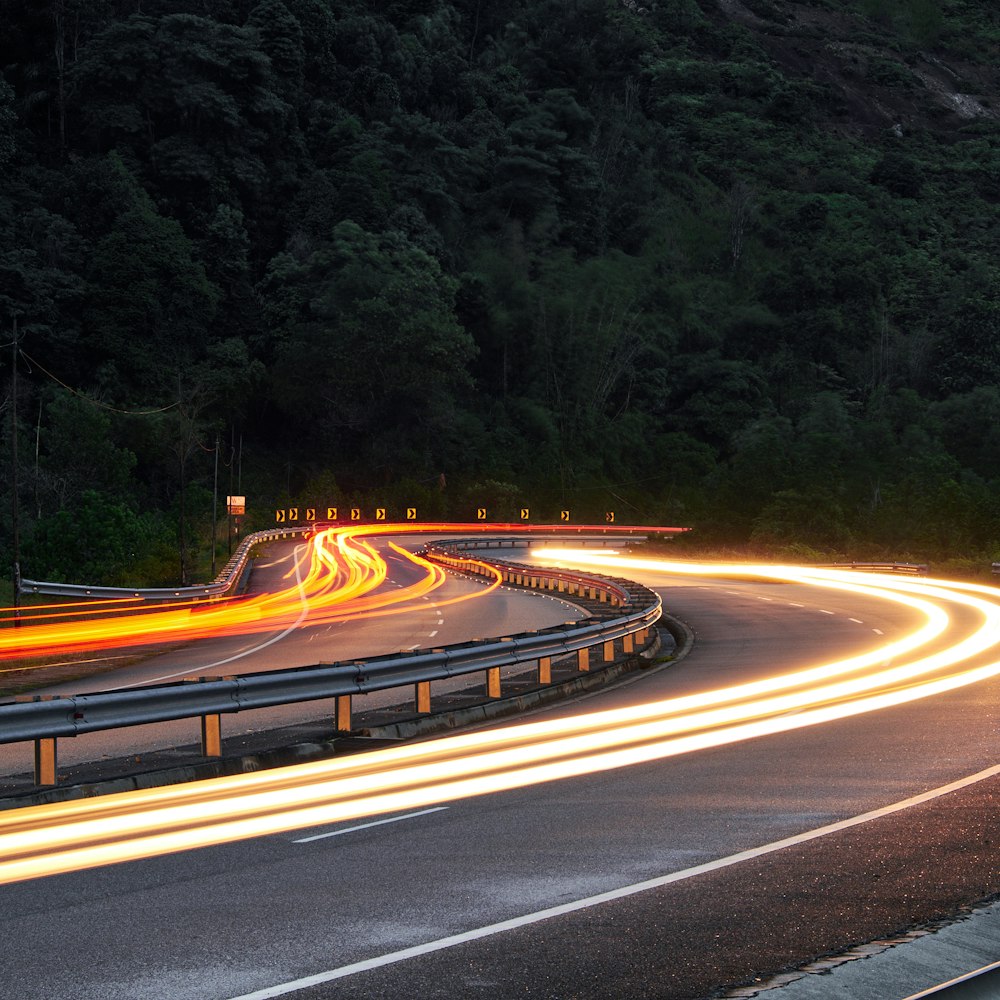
top-left (713, 0), bottom-right (999, 139)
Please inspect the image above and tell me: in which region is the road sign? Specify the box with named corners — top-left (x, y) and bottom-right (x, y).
top-left (560, 510), bottom-right (571, 522)
top-left (520, 508), bottom-right (530, 520)
top-left (605, 511), bottom-right (615, 524)
top-left (351, 508), bottom-right (361, 521)
top-left (275, 509), bottom-right (286, 523)
top-left (327, 507), bottom-right (338, 520)
top-left (376, 508), bottom-right (386, 521)
top-left (289, 507), bottom-right (299, 521)
top-left (305, 508), bottom-right (316, 521)
top-left (477, 508), bottom-right (487, 520)
top-left (226, 495), bottom-right (246, 515)
top-left (407, 507), bottom-right (417, 520)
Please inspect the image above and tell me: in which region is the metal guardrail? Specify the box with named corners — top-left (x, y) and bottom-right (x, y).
top-left (4, 548), bottom-right (661, 786)
top-left (825, 562), bottom-right (928, 575)
top-left (18, 527), bottom-right (308, 600)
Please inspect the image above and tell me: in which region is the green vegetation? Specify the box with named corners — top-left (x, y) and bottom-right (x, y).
top-left (2, 0), bottom-right (1000, 585)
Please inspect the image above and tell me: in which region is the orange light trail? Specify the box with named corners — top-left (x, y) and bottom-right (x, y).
top-left (1, 552), bottom-right (999, 884)
top-left (0, 524), bottom-right (505, 665)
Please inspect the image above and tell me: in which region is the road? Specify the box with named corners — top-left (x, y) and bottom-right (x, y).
top-left (0, 537), bottom-right (586, 789)
top-left (0, 545), bottom-right (997, 998)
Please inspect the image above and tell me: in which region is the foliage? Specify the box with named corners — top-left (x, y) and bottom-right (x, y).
top-left (2, 0), bottom-right (1000, 583)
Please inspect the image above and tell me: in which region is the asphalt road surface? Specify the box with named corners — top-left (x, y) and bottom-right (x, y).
top-left (0, 555), bottom-right (996, 999)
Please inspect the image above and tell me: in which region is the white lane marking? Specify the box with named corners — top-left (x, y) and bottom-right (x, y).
top-left (849, 618), bottom-right (864, 624)
top-left (293, 808), bottom-right (448, 844)
top-left (436, 619), bottom-right (444, 625)
top-left (116, 549), bottom-right (312, 688)
top-left (788, 603), bottom-right (804, 608)
top-left (428, 630), bottom-right (439, 638)
top-left (757, 597), bottom-right (773, 602)
top-left (225, 763), bottom-right (1000, 999)
top-left (819, 609), bottom-right (835, 615)
top-left (873, 628), bottom-right (884, 635)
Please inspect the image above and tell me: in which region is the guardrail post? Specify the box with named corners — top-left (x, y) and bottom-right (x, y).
top-left (578, 647), bottom-right (590, 672)
top-left (603, 638), bottom-right (615, 661)
top-left (16, 695), bottom-right (58, 786)
top-left (201, 713), bottom-right (222, 757)
top-left (538, 656), bottom-right (551, 685)
top-left (598, 590), bottom-right (607, 603)
top-left (35, 736), bottom-right (57, 786)
top-left (415, 680), bottom-right (431, 714)
top-left (335, 695), bottom-right (352, 732)
top-left (487, 667), bottom-right (501, 698)
top-left (623, 632), bottom-right (634, 654)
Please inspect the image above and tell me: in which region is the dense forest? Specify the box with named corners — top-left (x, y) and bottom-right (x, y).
top-left (2, 0), bottom-right (1000, 587)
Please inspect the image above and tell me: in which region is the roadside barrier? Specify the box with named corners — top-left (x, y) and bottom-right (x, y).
top-left (3, 543), bottom-right (661, 786)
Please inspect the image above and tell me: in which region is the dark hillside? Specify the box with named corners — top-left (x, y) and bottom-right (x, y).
top-left (2, 0), bottom-right (1000, 585)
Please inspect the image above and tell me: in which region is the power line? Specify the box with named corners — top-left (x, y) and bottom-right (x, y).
top-left (18, 350), bottom-right (178, 415)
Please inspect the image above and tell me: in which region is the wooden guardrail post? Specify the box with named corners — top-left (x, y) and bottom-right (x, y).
top-left (335, 695), bottom-right (352, 732)
top-left (578, 647), bottom-right (590, 672)
top-left (538, 656), bottom-right (551, 685)
top-left (623, 632), bottom-right (634, 654)
top-left (415, 681), bottom-right (431, 713)
top-left (15, 695), bottom-right (58, 785)
top-left (603, 638), bottom-right (615, 662)
top-left (201, 713), bottom-right (222, 757)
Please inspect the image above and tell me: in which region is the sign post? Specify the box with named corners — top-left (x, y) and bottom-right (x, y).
top-left (227, 496), bottom-right (246, 552)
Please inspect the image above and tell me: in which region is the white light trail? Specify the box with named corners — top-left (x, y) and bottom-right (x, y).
top-left (1, 552), bottom-right (999, 885)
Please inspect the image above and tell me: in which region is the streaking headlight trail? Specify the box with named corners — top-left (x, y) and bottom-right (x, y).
top-left (1, 551), bottom-right (999, 884)
top-left (0, 525), bottom-right (503, 666)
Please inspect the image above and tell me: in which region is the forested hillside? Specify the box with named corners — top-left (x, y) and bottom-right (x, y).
top-left (2, 0), bottom-right (1000, 585)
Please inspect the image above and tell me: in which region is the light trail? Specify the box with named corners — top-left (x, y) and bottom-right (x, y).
top-left (0, 524), bottom-right (506, 665)
top-left (0, 550), bottom-right (999, 885)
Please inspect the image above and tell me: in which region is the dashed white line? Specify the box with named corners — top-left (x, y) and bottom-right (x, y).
top-left (849, 618), bottom-right (864, 624)
top-left (873, 628), bottom-right (884, 635)
top-left (819, 610), bottom-right (835, 615)
top-left (293, 807), bottom-right (448, 844)
top-left (428, 630), bottom-right (438, 637)
top-left (788, 603), bottom-right (804, 608)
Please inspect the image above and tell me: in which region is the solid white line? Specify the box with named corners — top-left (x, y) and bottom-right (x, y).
top-left (225, 763), bottom-right (1000, 1000)
top-left (292, 808), bottom-right (448, 844)
top-left (118, 548), bottom-right (312, 688)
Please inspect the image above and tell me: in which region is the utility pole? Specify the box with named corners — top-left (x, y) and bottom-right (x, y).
top-left (211, 431), bottom-right (219, 578)
top-left (10, 314), bottom-right (19, 623)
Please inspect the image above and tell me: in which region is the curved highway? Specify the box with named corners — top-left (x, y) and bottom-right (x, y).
top-left (0, 537), bottom-right (997, 999)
